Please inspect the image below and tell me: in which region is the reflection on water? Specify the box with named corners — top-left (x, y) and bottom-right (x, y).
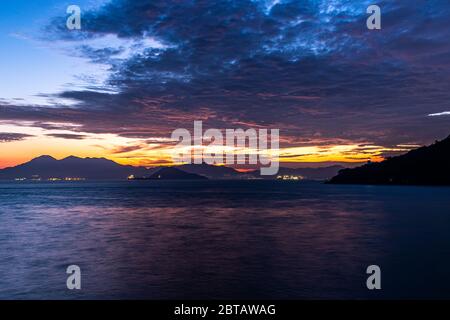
top-left (0, 180), bottom-right (450, 299)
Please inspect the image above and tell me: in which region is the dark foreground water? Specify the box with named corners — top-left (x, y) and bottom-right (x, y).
top-left (0, 180), bottom-right (450, 299)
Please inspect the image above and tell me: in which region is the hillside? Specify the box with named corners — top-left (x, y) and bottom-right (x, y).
top-left (0, 155), bottom-right (152, 180)
top-left (328, 135), bottom-right (450, 185)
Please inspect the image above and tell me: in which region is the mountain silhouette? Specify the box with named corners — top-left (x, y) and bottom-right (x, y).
top-left (0, 156), bottom-right (346, 181)
top-left (179, 163), bottom-right (344, 180)
top-left (0, 155), bottom-right (152, 180)
top-left (145, 167), bottom-right (207, 180)
top-left (177, 163), bottom-right (242, 179)
top-left (328, 135), bottom-right (450, 185)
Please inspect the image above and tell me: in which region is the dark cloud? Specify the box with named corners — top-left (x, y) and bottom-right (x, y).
top-left (46, 133), bottom-right (87, 140)
top-left (112, 145), bottom-right (144, 154)
top-left (0, 133), bottom-right (34, 143)
top-left (4, 0), bottom-right (450, 148)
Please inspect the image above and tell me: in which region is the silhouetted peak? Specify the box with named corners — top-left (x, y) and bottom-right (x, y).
top-left (62, 156), bottom-right (82, 161)
top-left (87, 157), bottom-right (113, 162)
top-left (31, 155), bottom-right (56, 162)
top-left (60, 156), bottom-right (115, 164)
top-left (155, 167), bottom-right (184, 174)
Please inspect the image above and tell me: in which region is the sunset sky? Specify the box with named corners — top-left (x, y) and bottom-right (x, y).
top-left (1, 0), bottom-right (449, 169)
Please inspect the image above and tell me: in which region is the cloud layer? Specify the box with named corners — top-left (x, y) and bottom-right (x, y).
top-left (0, 133), bottom-right (34, 143)
top-left (2, 0), bottom-right (450, 155)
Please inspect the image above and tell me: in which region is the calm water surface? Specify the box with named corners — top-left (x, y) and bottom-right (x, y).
top-left (0, 180), bottom-right (450, 299)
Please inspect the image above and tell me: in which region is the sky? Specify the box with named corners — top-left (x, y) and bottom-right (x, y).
top-left (0, 0), bottom-right (449, 169)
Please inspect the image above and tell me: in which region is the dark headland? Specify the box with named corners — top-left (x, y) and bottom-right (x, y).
top-left (328, 134), bottom-right (450, 185)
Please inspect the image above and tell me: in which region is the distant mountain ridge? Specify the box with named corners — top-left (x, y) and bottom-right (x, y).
top-left (143, 167), bottom-right (207, 180)
top-left (0, 155), bottom-right (345, 181)
top-left (328, 135), bottom-right (450, 185)
top-left (177, 163), bottom-right (241, 179)
top-left (178, 163), bottom-right (344, 180)
top-left (0, 155), bottom-right (152, 180)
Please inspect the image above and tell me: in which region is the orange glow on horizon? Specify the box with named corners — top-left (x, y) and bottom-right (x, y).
top-left (0, 123), bottom-right (414, 169)
top-left (0, 137), bottom-right (402, 169)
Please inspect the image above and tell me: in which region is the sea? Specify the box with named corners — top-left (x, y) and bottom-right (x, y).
top-left (0, 180), bottom-right (450, 299)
